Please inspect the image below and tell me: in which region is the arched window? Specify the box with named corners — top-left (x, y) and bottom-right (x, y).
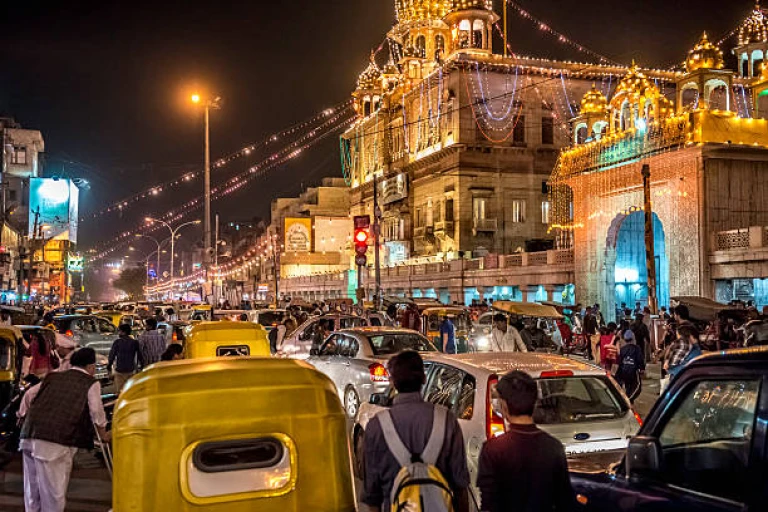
top-left (435, 35), bottom-right (445, 59)
top-left (752, 49), bottom-right (765, 78)
top-left (742, 54), bottom-right (750, 77)
top-left (620, 100), bottom-right (631, 131)
top-left (472, 20), bottom-right (485, 49)
top-left (363, 97), bottom-right (371, 117)
top-left (415, 35), bottom-right (426, 58)
top-left (458, 20), bottom-right (471, 49)
top-left (574, 123), bottom-right (588, 144)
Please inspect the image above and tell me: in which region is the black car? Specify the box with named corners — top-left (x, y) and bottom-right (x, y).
top-left (571, 346), bottom-right (768, 511)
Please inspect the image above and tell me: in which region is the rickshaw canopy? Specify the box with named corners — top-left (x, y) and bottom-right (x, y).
top-left (112, 358), bottom-right (355, 511)
top-left (671, 296), bottom-right (729, 321)
top-left (185, 321), bottom-right (270, 359)
top-left (492, 301), bottom-right (563, 319)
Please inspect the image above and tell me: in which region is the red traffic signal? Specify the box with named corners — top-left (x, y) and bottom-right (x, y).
top-left (354, 229), bottom-right (369, 244)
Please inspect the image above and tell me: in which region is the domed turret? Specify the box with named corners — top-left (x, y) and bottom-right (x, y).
top-left (448, 0), bottom-right (493, 11)
top-left (686, 32), bottom-right (724, 72)
top-left (609, 63), bottom-right (670, 132)
top-left (357, 61), bottom-right (382, 91)
top-left (739, 2), bottom-right (768, 45)
top-left (580, 84), bottom-right (608, 115)
top-left (395, 0), bottom-right (451, 23)
top-left (612, 63), bottom-right (660, 101)
top-left (354, 58), bottom-right (383, 117)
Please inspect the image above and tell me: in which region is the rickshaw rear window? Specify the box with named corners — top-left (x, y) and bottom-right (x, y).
top-left (193, 438), bottom-right (284, 473)
top-left (257, 312), bottom-right (284, 326)
top-left (216, 345), bottom-right (250, 357)
top-left (368, 334), bottom-right (437, 355)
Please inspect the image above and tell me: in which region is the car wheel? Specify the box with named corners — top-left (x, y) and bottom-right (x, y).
top-left (353, 428), bottom-right (365, 478)
top-left (345, 387), bottom-right (360, 418)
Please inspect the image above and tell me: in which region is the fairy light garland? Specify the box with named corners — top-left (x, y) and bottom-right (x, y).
top-left (89, 109), bottom-right (355, 261)
top-left (82, 100), bottom-right (351, 221)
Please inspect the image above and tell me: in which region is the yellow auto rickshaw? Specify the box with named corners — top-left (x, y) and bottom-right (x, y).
top-left (492, 301), bottom-right (564, 352)
top-left (421, 306), bottom-right (472, 353)
top-left (190, 304), bottom-right (213, 322)
top-left (96, 310), bottom-right (123, 327)
top-left (112, 358), bottom-right (355, 511)
top-left (0, 326), bottom-right (23, 411)
top-left (184, 321), bottom-right (270, 359)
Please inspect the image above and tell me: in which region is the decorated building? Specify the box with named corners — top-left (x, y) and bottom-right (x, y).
top-left (550, 4), bottom-right (768, 312)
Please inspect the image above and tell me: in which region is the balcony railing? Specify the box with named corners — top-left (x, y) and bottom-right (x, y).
top-left (714, 226), bottom-right (768, 251)
top-left (434, 220), bottom-right (454, 233)
top-left (473, 218), bottom-right (498, 232)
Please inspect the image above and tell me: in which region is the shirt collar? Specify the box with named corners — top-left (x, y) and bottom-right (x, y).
top-left (393, 391), bottom-right (423, 405)
top-left (72, 366), bottom-right (90, 376)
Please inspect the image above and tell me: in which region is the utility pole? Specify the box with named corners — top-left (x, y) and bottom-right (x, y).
top-left (373, 175), bottom-right (382, 310)
top-left (272, 233), bottom-right (279, 309)
top-left (204, 105), bottom-right (212, 270)
top-left (642, 164), bottom-right (658, 314)
top-left (503, 0), bottom-right (508, 57)
top-left (213, 213), bottom-right (219, 307)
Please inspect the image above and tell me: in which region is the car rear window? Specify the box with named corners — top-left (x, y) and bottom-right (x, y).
top-left (368, 334), bottom-right (436, 355)
top-left (257, 312), bottom-right (285, 326)
top-left (533, 377), bottom-right (628, 424)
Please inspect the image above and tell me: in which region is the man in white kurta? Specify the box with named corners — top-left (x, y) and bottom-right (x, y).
top-left (489, 314), bottom-right (528, 352)
top-left (18, 347), bottom-right (109, 512)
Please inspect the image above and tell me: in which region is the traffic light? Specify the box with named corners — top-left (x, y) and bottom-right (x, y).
top-left (354, 227), bottom-right (369, 267)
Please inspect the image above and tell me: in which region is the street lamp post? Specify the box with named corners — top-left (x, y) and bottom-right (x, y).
top-left (190, 94), bottom-right (222, 291)
top-left (134, 234), bottom-right (171, 284)
top-left (144, 218), bottom-right (201, 296)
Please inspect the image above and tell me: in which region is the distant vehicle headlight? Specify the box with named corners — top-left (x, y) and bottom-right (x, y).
top-left (476, 336), bottom-right (490, 350)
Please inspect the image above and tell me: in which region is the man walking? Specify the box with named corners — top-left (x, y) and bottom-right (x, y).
top-left (477, 371), bottom-right (576, 512)
top-left (108, 324), bottom-right (143, 392)
top-left (440, 314), bottom-right (457, 354)
top-left (615, 330), bottom-right (645, 403)
top-left (583, 306), bottom-right (599, 362)
top-left (362, 350), bottom-right (469, 512)
top-left (138, 318), bottom-right (166, 367)
top-left (490, 314), bottom-right (527, 352)
top-left (19, 348), bottom-right (110, 512)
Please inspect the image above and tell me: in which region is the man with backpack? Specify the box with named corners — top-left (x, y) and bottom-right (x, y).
top-left (361, 350), bottom-right (469, 512)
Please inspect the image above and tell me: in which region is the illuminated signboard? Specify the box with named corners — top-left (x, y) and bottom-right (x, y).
top-left (67, 253), bottom-right (84, 272)
top-left (284, 218), bottom-right (312, 252)
top-left (28, 178), bottom-right (80, 243)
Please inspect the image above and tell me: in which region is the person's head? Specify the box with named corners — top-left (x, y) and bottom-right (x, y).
top-left (606, 321), bottom-right (617, 333)
top-left (496, 371), bottom-right (538, 420)
top-left (594, 303), bottom-right (600, 311)
top-left (623, 329), bottom-right (635, 344)
top-left (119, 323), bottom-right (132, 337)
top-left (635, 301), bottom-right (641, 307)
top-left (674, 304), bottom-right (690, 322)
top-left (660, 306), bottom-right (667, 313)
top-left (678, 324), bottom-right (700, 343)
top-left (161, 344), bottom-right (184, 361)
top-left (621, 302), bottom-right (627, 308)
top-left (635, 313), bottom-right (644, 323)
top-left (43, 312), bottom-right (54, 324)
top-left (239, 313), bottom-right (248, 321)
top-left (586, 306), bottom-right (593, 314)
top-left (493, 313), bottom-right (507, 331)
top-left (71, 347), bottom-right (97, 376)
top-left (145, 317), bottom-right (158, 330)
top-left (387, 350), bottom-right (426, 393)
top-left (55, 335), bottom-right (77, 357)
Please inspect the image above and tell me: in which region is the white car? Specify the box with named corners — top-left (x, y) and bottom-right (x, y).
top-left (352, 353), bottom-right (641, 496)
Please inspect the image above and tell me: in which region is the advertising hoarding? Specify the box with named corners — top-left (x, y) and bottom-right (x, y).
top-left (28, 178), bottom-right (79, 243)
top-left (284, 218), bottom-right (312, 252)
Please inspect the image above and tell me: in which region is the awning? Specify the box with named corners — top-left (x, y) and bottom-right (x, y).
top-left (492, 301), bottom-right (563, 319)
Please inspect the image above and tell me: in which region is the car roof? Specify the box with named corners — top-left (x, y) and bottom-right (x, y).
top-left (337, 327), bottom-right (421, 336)
top-left (687, 345), bottom-right (768, 367)
top-left (54, 315), bottom-right (98, 320)
top-left (425, 352), bottom-right (605, 378)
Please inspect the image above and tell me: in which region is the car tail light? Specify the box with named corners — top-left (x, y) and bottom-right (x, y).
top-left (539, 370), bottom-right (574, 378)
top-left (65, 330), bottom-right (74, 337)
top-left (172, 331), bottom-right (178, 342)
top-left (633, 409), bottom-right (643, 427)
top-left (486, 375), bottom-right (505, 439)
top-left (368, 363), bottom-right (389, 383)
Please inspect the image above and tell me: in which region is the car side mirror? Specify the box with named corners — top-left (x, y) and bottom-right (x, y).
top-left (626, 435), bottom-right (662, 477)
top-left (309, 348), bottom-right (319, 356)
top-left (369, 393), bottom-right (391, 406)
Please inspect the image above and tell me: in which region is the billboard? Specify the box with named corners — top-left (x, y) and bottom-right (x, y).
top-left (284, 218), bottom-right (312, 252)
top-left (28, 178), bottom-right (79, 243)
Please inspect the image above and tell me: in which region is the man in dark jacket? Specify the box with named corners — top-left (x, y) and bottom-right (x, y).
top-left (615, 330), bottom-right (646, 402)
top-left (477, 370), bottom-right (576, 512)
top-left (108, 323), bottom-right (143, 392)
top-left (631, 314), bottom-right (651, 363)
top-left (20, 348), bottom-right (110, 512)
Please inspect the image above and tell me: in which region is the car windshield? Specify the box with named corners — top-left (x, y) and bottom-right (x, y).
top-left (367, 333), bottom-right (436, 355)
top-left (257, 312), bottom-right (285, 326)
top-left (532, 377), bottom-right (627, 424)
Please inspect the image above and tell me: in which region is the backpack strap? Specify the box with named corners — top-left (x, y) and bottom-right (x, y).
top-left (421, 406), bottom-right (447, 465)
top-left (378, 410), bottom-right (412, 467)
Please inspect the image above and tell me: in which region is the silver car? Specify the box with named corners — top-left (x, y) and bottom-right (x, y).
top-left (279, 314), bottom-right (375, 359)
top-left (353, 353), bottom-right (641, 491)
top-left (306, 327), bottom-right (438, 418)
top-left (53, 315), bottom-right (118, 357)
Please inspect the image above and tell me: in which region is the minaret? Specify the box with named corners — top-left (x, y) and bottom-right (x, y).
top-left (443, 0), bottom-right (499, 56)
top-left (733, 1), bottom-right (768, 77)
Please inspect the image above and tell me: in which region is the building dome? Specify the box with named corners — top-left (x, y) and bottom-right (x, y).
top-left (357, 61), bottom-right (382, 91)
top-left (686, 32), bottom-right (724, 72)
top-left (738, 2), bottom-right (768, 45)
top-left (612, 63), bottom-right (660, 103)
top-left (448, 0), bottom-right (493, 12)
top-left (395, 0), bottom-right (451, 23)
top-left (580, 84), bottom-right (608, 114)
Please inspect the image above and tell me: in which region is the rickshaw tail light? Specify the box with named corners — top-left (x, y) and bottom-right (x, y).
top-left (633, 409), bottom-right (643, 427)
top-left (368, 363), bottom-right (389, 382)
top-left (172, 331), bottom-right (178, 342)
top-left (65, 330), bottom-right (73, 337)
top-left (486, 375), bottom-right (505, 439)
top-left (539, 370), bottom-right (574, 378)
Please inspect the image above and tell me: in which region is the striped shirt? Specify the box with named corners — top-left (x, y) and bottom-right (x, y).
top-left (138, 330), bottom-right (166, 367)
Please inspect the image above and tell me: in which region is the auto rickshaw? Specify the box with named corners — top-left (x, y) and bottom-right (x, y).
top-left (190, 304), bottom-right (213, 322)
top-left (491, 301), bottom-right (564, 352)
top-left (0, 326), bottom-right (23, 411)
top-left (96, 310), bottom-right (123, 327)
top-left (184, 321), bottom-right (270, 358)
top-left (421, 306), bottom-right (472, 353)
top-left (112, 358), bottom-right (355, 511)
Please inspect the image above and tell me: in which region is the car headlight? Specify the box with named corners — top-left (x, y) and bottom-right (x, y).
top-left (476, 336), bottom-right (489, 349)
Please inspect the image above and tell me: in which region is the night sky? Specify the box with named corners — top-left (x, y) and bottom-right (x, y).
top-left (0, 0), bottom-right (749, 253)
